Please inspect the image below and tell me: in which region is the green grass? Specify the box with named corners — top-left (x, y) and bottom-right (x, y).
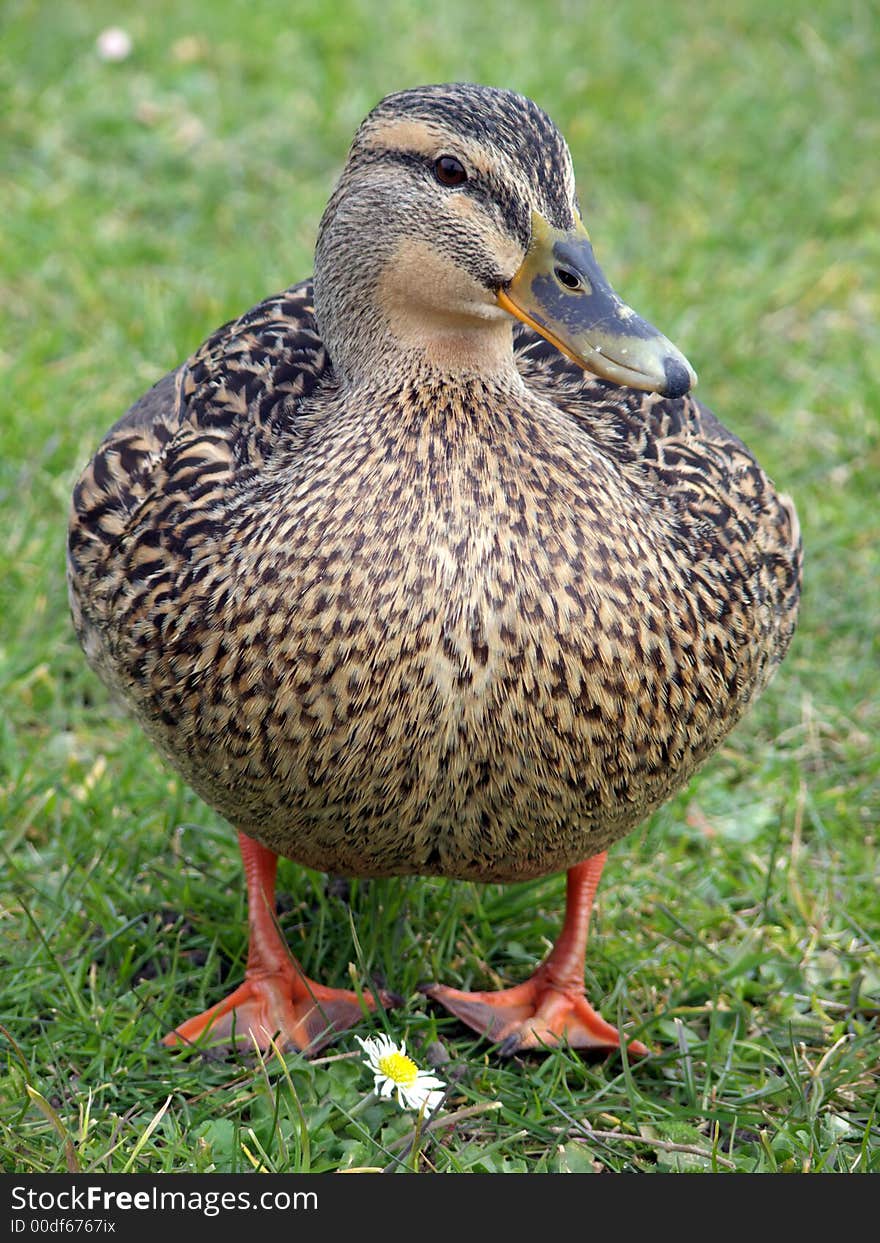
top-left (1, 0), bottom-right (878, 1175)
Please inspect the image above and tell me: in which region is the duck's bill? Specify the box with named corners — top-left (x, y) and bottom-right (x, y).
top-left (498, 212), bottom-right (697, 398)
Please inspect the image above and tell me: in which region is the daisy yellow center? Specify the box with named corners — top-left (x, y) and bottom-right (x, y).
top-left (377, 1050), bottom-right (419, 1087)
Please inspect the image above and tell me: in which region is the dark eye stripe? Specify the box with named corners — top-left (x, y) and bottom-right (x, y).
top-left (352, 148), bottom-right (531, 250)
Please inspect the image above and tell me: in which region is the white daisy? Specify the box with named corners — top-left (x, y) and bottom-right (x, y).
top-left (356, 1033), bottom-right (446, 1116)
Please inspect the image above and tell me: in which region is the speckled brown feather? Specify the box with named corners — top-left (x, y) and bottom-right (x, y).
top-left (68, 271), bottom-right (801, 884)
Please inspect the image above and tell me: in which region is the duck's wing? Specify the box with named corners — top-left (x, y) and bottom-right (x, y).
top-left (512, 320), bottom-right (802, 677)
top-left (68, 279), bottom-right (329, 645)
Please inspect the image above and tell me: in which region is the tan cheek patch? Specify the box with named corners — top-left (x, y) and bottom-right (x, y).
top-left (377, 237), bottom-right (488, 321)
top-left (376, 237), bottom-right (517, 373)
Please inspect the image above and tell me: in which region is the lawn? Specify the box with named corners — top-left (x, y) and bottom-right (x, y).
top-left (1, 0), bottom-right (877, 1175)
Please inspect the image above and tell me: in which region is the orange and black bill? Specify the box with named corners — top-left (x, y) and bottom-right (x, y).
top-left (498, 213), bottom-right (697, 398)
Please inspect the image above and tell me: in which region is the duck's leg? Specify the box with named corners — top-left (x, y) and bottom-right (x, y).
top-left (163, 830), bottom-right (394, 1054)
top-left (423, 853), bottom-right (648, 1056)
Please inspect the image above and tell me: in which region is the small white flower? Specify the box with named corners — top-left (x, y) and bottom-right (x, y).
top-left (96, 27), bottom-right (132, 62)
top-left (356, 1033), bottom-right (446, 1116)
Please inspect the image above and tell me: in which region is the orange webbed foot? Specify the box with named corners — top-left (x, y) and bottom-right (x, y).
top-left (163, 963), bottom-right (396, 1055)
top-left (422, 967), bottom-right (648, 1056)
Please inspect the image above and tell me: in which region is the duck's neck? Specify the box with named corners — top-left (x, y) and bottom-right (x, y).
top-left (315, 290), bottom-right (525, 394)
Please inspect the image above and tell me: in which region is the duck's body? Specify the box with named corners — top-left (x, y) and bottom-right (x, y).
top-left (70, 282), bottom-right (796, 883)
top-left (68, 85), bottom-right (801, 1055)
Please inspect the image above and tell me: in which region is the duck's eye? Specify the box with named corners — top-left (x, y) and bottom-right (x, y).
top-left (434, 155), bottom-right (468, 187)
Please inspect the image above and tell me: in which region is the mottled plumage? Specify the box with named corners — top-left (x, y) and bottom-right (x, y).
top-left (67, 84), bottom-right (801, 1054)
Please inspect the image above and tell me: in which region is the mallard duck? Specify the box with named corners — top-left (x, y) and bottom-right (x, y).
top-left (68, 84), bottom-right (801, 1057)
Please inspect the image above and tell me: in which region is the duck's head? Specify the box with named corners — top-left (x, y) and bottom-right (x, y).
top-left (314, 83), bottom-right (696, 396)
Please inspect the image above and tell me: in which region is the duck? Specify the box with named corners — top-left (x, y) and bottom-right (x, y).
top-left (67, 83), bottom-right (802, 1058)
